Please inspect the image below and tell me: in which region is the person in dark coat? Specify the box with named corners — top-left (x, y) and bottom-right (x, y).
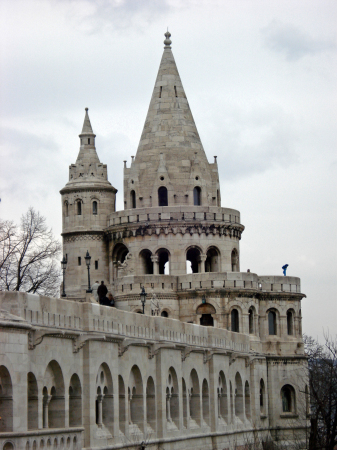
top-left (97, 281), bottom-right (108, 305)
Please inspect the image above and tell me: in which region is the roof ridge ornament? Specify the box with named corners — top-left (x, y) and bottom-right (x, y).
top-left (164, 29), bottom-right (172, 48)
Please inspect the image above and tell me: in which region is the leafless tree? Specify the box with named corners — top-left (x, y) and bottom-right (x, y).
top-left (304, 334), bottom-right (337, 450)
top-left (0, 207), bottom-right (61, 297)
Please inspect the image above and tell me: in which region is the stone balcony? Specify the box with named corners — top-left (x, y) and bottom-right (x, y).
top-left (0, 428), bottom-right (83, 450)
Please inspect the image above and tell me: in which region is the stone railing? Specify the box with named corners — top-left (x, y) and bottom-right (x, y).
top-left (107, 205), bottom-right (241, 227)
top-left (0, 428), bottom-right (83, 450)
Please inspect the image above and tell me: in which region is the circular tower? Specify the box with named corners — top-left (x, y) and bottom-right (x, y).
top-left (60, 109), bottom-right (117, 298)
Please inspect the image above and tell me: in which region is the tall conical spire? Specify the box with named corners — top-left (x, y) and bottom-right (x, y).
top-left (123, 31), bottom-right (220, 209)
top-left (81, 107), bottom-right (94, 135)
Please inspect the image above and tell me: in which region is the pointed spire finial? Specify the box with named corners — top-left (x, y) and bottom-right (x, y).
top-left (164, 30), bottom-right (172, 48)
top-left (80, 107), bottom-right (94, 135)
top-left (85, 107), bottom-right (88, 112)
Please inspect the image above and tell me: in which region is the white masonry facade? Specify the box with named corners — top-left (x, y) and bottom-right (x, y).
top-left (0, 32), bottom-right (309, 450)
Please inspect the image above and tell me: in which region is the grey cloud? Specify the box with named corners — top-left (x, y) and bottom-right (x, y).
top-left (262, 21), bottom-right (336, 61)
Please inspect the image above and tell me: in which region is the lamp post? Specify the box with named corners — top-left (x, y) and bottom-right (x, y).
top-left (85, 250), bottom-right (92, 293)
top-left (202, 294), bottom-right (206, 304)
top-left (140, 286), bottom-right (147, 314)
top-left (61, 256), bottom-right (67, 297)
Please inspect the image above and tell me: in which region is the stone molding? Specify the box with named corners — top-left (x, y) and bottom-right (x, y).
top-left (62, 231), bottom-right (105, 242)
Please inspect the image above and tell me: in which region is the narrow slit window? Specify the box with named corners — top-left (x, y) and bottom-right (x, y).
top-left (174, 86), bottom-right (178, 97)
top-left (159, 86), bottom-right (162, 98)
top-left (77, 201), bottom-right (82, 215)
top-left (95, 261), bottom-right (98, 270)
top-left (78, 257), bottom-right (81, 266)
top-left (92, 201), bottom-right (98, 215)
top-left (88, 138), bottom-right (90, 144)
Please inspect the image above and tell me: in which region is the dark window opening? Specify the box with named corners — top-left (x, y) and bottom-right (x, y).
top-left (200, 314), bottom-right (214, 327)
top-left (77, 201), bottom-right (82, 215)
top-left (93, 201), bottom-right (98, 215)
top-left (158, 249), bottom-right (169, 274)
top-left (205, 247), bottom-right (219, 272)
top-left (88, 138), bottom-right (90, 144)
top-left (231, 249), bottom-right (238, 271)
top-left (186, 247), bottom-right (201, 274)
top-left (231, 309), bottom-right (239, 332)
top-left (260, 379), bottom-right (265, 414)
top-left (249, 308), bottom-right (254, 334)
top-left (268, 311), bottom-right (277, 335)
top-left (140, 249), bottom-right (153, 275)
top-left (78, 257), bottom-right (81, 266)
top-left (130, 190), bottom-right (136, 209)
top-left (174, 86), bottom-right (178, 97)
top-left (158, 186), bottom-right (168, 206)
top-left (161, 311), bottom-right (168, 318)
top-left (159, 86), bottom-right (162, 98)
top-left (65, 202), bottom-right (69, 217)
top-left (281, 385), bottom-right (294, 413)
top-left (287, 310), bottom-right (293, 335)
top-left (193, 186), bottom-right (201, 206)
top-left (95, 261), bottom-right (98, 270)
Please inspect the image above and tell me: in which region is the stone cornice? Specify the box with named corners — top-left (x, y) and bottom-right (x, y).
top-left (62, 231), bottom-right (105, 242)
top-left (60, 185), bottom-right (117, 195)
top-left (105, 221), bottom-right (244, 241)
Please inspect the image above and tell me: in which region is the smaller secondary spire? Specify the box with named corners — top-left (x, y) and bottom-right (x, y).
top-left (80, 107), bottom-right (94, 135)
top-left (164, 30), bottom-right (172, 48)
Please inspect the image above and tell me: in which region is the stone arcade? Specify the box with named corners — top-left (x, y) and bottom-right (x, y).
top-left (0, 32), bottom-right (309, 450)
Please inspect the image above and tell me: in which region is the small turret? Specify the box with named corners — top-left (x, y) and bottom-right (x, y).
top-left (60, 108), bottom-right (117, 298)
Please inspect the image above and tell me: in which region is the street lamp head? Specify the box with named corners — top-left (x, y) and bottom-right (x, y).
top-left (202, 295), bottom-right (206, 304)
top-left (85, 250), bottom-right (91, 266)
top-left (140, 286), bottom-right (147, 305)
top-left (61, 256), bottom-right (67, 270)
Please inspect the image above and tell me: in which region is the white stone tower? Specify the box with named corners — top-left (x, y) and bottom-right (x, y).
top-left (60, 109), bottom-right (117, 297)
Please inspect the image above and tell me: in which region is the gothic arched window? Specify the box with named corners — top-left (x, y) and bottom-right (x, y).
top-left (77, 201), bottom-right (82, 216)
top-left (231, 309), bottom-right (239, 332)
top-left (281, 385), bottom-right (295, 413)
top-left (92, 201), bottom-right (98, 215)
top-left (193, 186), bottom-right (201, 206)
top-left (158, 186), bottom-right (168, 206)
top-left (268, 310), bottom-right (277, 335)
top-left (130, 190), bottom-right (136, 209)
top-left (287, 309), bottom-right (294, 335)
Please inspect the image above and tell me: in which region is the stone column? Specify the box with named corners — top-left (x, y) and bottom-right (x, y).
top-left (166, 393), bottom-right (172, 422)
top-left (198, 254), bottom-right (206, 273)
top-left (43, 394), bottom-right (52, 428)
top-left (128, 392), bottom-right (132, 425)
top-left (151, 255), bottom-right (159, 275)
top-left (96, 394), bottom-right (103, 427)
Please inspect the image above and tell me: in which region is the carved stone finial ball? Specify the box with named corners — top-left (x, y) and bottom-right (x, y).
top-left (164, 30), bottom-right (172, 47)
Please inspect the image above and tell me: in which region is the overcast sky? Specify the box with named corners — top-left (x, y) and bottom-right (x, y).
top-left (1, 0), bottom-right (336, 342)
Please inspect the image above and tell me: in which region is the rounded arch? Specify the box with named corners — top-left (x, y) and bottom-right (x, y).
top-left (186, 246), bottom-right (203, 274)
top-left (0, 366), bottom-right (13, 432)
top-left (234, 372), bottom-right (244, 421)
top-left (43, 360), bottom-right (65, 429)
top-left (156, 248), bottom-right (170, 275)
top-left (28, 372), bottom-right (38, 430)
top-left (69, 373), bottom-right (82, 427)
top-left (189, 369), bottom-right (201, 426)
top-left (160, 310), bottom-right (169, 318)
top-left (267, 308), bottom-right (279, 336)
top-left (92, 200), bottom-right (98, 215)
top-left (230, 307), bottom-right (240, 333)
top-left (3, 442), bottom-right (14, 450)
top-left (281, 384), bottom-right (296, 413)
top-left (128, 365), bottom-right (144, 432)
top-left (202, 379), bottom-right (210, 426)
top-left (218, 371), bottom-right (228, 423)
top-left (139, 249), bottom-right (153, 275)
top-left (95, 363), bottom-right (113, 432)
top-left (193, 186), bottom-right (201, 206)
top-left (112, 243), bottom-right (129, 279)
top-left (158, 186), bottom-right (168, 206)
top-left (197, 302), bottom-right (216, 327)
top-left (75, 199), bottom-right (82, 216)
top-left (166, 367), bottom-right (179, 428)
top-left (146, 376), bottom-right (156, 432)
top-left (231, 248), bottom-right (239, 272)
top-left (205, 246), bottom-right (220, 273)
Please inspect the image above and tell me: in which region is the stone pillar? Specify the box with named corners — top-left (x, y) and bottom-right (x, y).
top-left (198, 254), bottom-right (206, 273)
top-left (43, 394), bottom-right (52, 428)
top-left (96, 394), bottom-right (103, 427)
top-left (166, 393), bottom-right (171, 422)
top-left (128, 392), bottom-right (132, 425)
top-left (151, 255), bottom-right (159, 275)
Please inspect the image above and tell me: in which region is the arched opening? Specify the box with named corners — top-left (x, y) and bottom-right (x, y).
top-left (218, 371), bottom-right (228, 424)
top-left (189, 369), bottom-right (201, 426)
top-left (235, 372), bottom-right (244, 422)
top-left (260, 379), bottom-right (265, 415)
top-left (193, 186), bottom-right (201, 206)
top-left (197, 303), bottom-right (216, 327)
top-left (248, 307), bottom-right (255, 334)
top-left (217, 189), bottom-right (220, 206)
top-left (139, 249), bottom-right (153, 275)
top-left (231, 309), bottom-right (239, 332)
top-left (281, 384), bottom-right (295, 413)
top-left (157, 248), bottom-right (170, 274)
top-left (186, 247), bottom-right (202, 274)
top-left (69, 374), bottom-right (82, 427)
top-left (64, 202), bottom-right (69, 217)
top-left (161, 311), bottom-right (168, 318)
top-left (76, 201), bottom-right (82, 216)
top-left (112, 243), bottom-right (129, 279)
top-left (92, 201), bottom-right (98, 215)
top-left (245, 381), bottom-right (251, 421)
top-left (268, 310), bottom-right (277, 335)
top-left (95, 363), bottom-right (113, 433)
top-left (129, 365), bottom-right (144, 433)
top-left (43, 360), bottom-right (65, 429)
top-left (202, 379), bottom-right (210, 426)
top-left (0, 366), bottom-right (13, 432)
top-left (3, 443), bottom-right (14, 450)
top-left (130, 190), bottom-right (136, 209)
top-left (231, 249), bottom-right (238, 272)
top-left (28, 372), bottom-right (38, 430)
top-left (118, 376), bottom-right (126, 435)
top-left (182, 378), bottom-right (187, 428)
top-left (166, 368), bottom-right (179, 429)
top-left (287, 309), bottom-right (294, 335)
top-left (146, 377), bottom-right (156, 432)
top-left (158, 186), bottom-right (168, 206)
top-left (205, 247), bottom-right (220, 272)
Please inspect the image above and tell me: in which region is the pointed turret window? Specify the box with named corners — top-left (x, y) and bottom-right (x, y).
top-left (77, 201), bottom-right (82, 215)
top-left (92, 201), bottom-right (98, 215)
top-left (193, 187), bottom-right (201, 206)
top-left (130, 190), bottom-right (136, 209)
top-left (158, 187), bottom-right (168, 207)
